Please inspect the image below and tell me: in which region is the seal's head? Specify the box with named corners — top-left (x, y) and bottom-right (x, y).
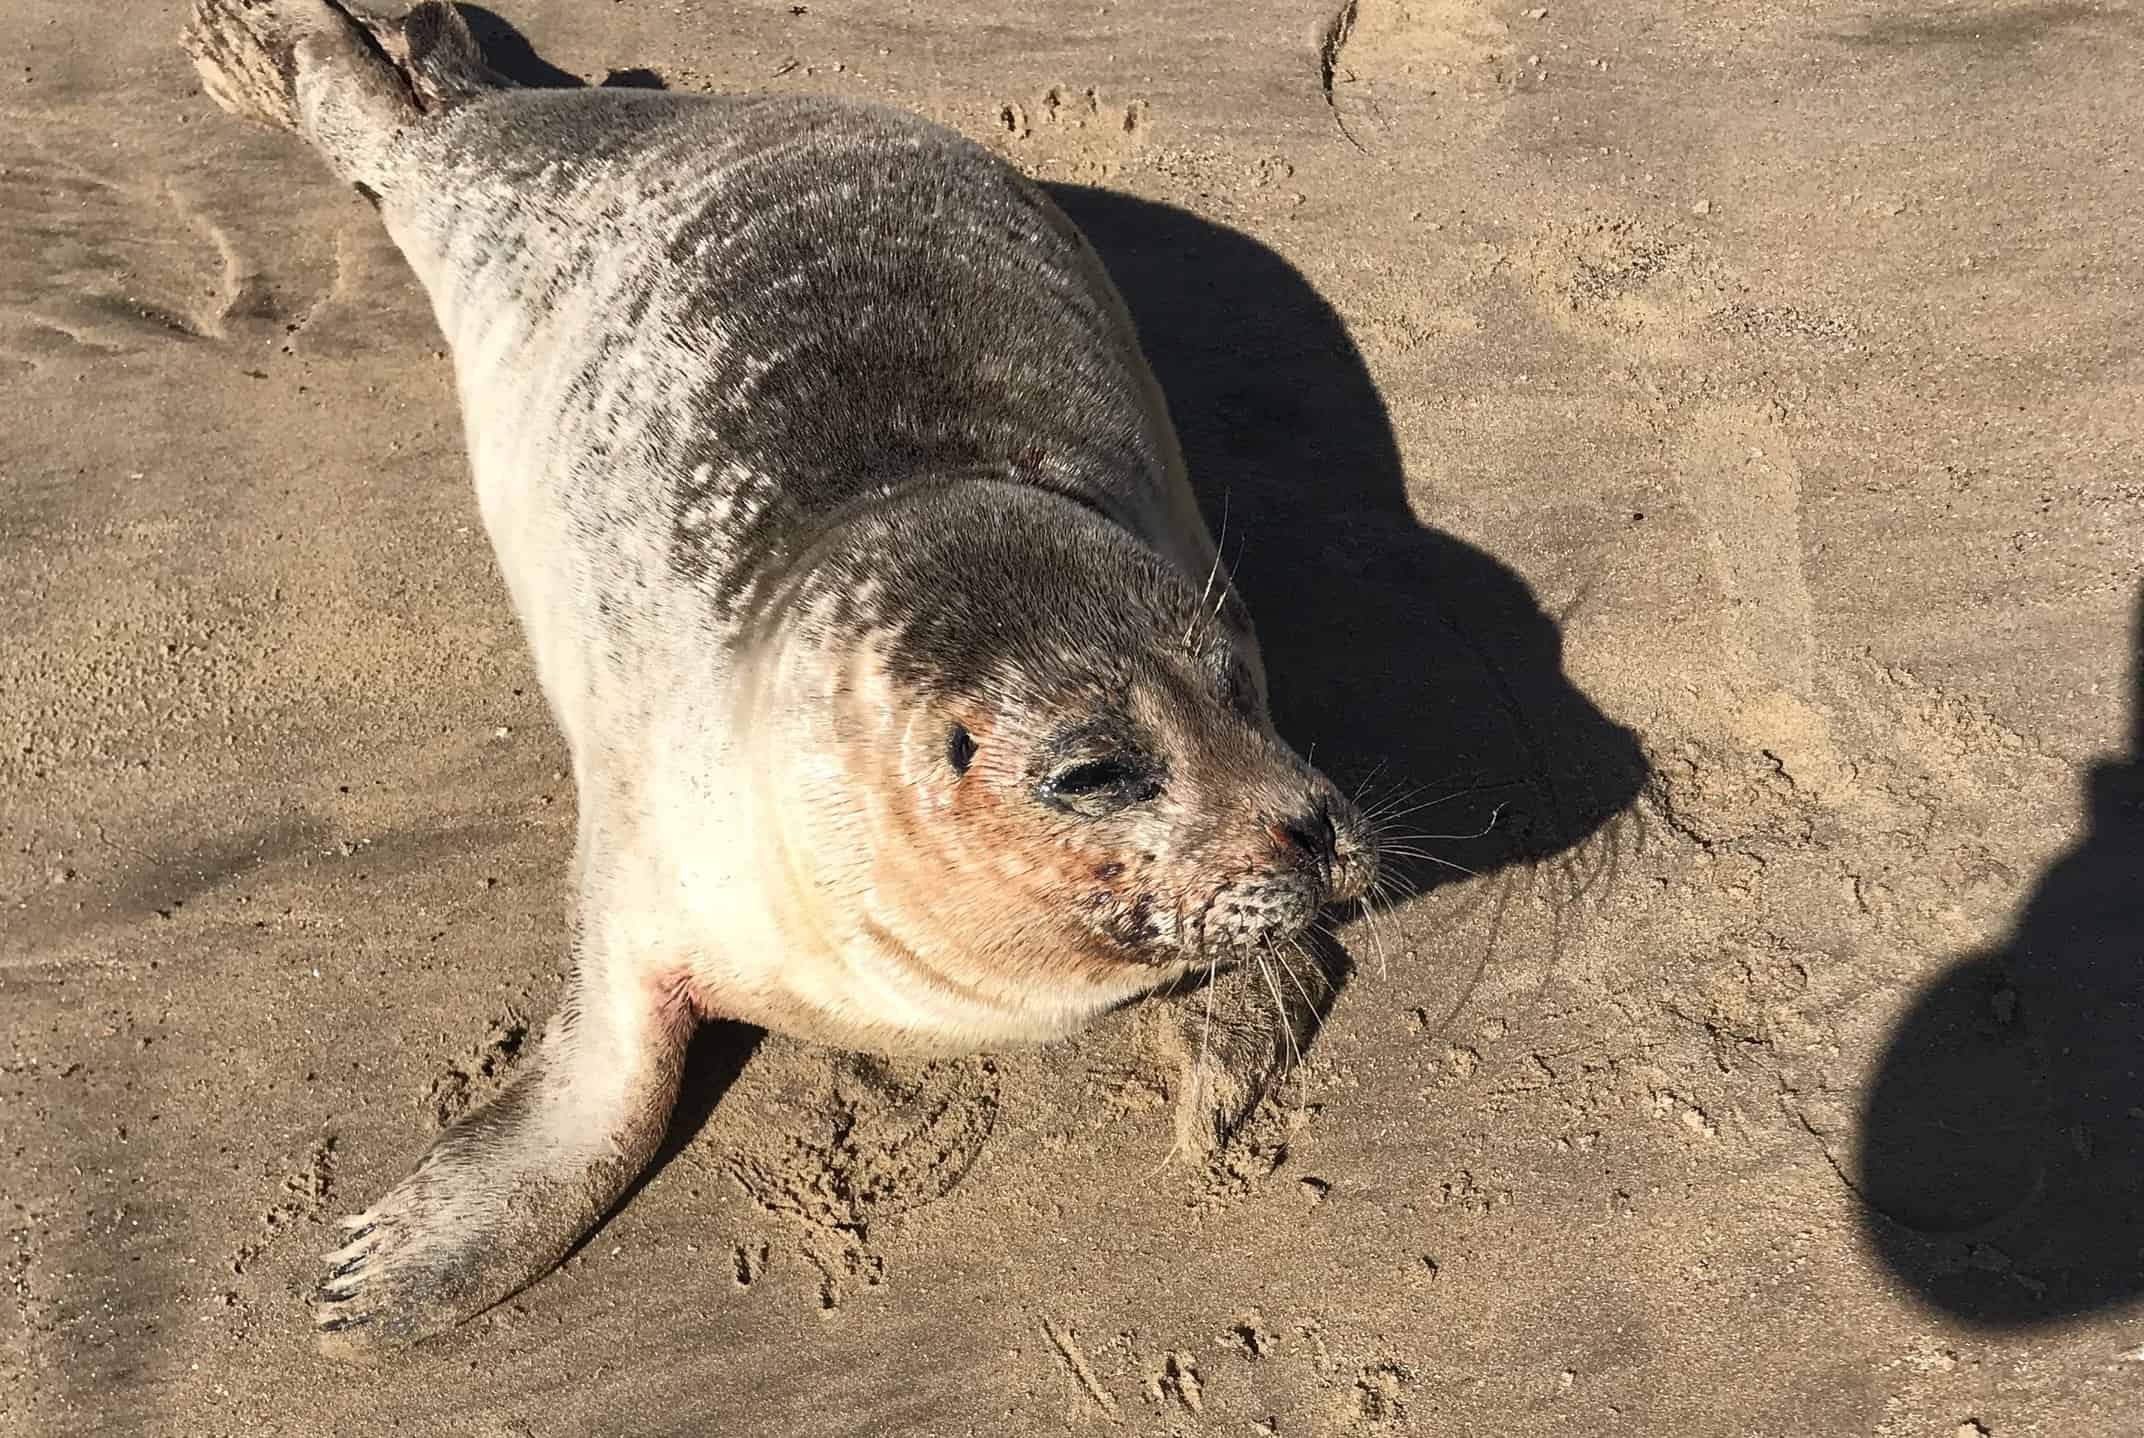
top-left (751, 483), bottom-right (1377, 1045)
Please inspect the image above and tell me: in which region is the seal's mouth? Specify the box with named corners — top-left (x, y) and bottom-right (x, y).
top-left (1188, 867), bottom-right (1369, 964)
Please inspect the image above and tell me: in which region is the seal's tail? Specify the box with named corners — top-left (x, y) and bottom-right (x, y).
top-left (182, 0), bottom-right (507, 191)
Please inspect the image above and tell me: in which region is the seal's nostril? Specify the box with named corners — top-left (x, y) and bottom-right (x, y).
top-left (1277, 801), bottom-right (1338, 867)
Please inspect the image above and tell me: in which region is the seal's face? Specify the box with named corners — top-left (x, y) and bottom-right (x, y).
top-left (926, 640), bottom-right (1377, 977)
top-left (762, 492), bottom-right (1377, 1035)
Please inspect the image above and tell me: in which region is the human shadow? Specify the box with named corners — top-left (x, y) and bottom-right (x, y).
top-left (1046, 185), bottom-right (1648, 920)
top-left (1856, 587), bottom-right (2144, 1326)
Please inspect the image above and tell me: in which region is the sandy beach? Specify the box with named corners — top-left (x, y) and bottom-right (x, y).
top-left (4, 1), bottom-right (2142, 1433)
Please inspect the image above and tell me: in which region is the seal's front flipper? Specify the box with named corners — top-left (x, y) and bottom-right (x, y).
top-left (312, 939), bottom-right (693, 1357)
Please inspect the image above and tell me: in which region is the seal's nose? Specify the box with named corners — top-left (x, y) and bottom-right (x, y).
top-left (1274, 799), bottom-right (1340, 873)
top-left (1285, 789), bottom-right (1379, 905)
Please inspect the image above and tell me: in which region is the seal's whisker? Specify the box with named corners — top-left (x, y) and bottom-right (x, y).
top-left (1270, 936), bottom-right (1332, 1077)
top-left (1373, 869), bottom-right (1425, 903)
top-left (1275, 936), bottom-right (1324, 1028)
top-left (1376, 847), bottom-right (1486, 879)
top-left (1372, 802), bottom-right (1510, 848)
top-left (1374, 833), bottom-right (1489, 853)
top-left (1376, 843), bottom-right (1461, 860)
top-left (1340, 889), bottom-right (1394, 978)
top-left (1184, 507), bottom-right (1245, 653)
top-left (1362, 778), bottom-right (1526, 827)
top-left (1184, 491), bottom-right (1230, 648)
top-left (1366, 870), bottom-right (1426, 924)
top-left (1370, 858), bottom-right (1422, 894)
top-left (1189, 530), bottom-right (1247, 652)
top-left (1363, 792), bottom-right (1458, 826)
top-left (1271, 935), bottom-right (1318, 1015)
top-left (1357, 778), bottom-right (1433, 823)
top-left (1255, 949), bottom-right (1303, 1079)
top-left (1348, 758), bottom-right (1390, 804)
top-left (1202, 544), bottom-right (1245, 644)
top-left (1372, 900), bottom-right (1400, 979)
top-left (1364, 904), bottom-right (1391, 979)
top-left (1357, 770), bottom-right (1494, 813)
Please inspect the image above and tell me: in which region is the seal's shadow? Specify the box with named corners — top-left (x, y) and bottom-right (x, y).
top-left (1047, 186), bottom-right (1646, 978)
top-left (1855, 586), bottom-right (2144, 1326)
top-left (457, 4), bottom-right (667, 91)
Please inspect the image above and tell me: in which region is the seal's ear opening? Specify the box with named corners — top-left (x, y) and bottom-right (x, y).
top-left (946, 722), bottom-right (977, 775)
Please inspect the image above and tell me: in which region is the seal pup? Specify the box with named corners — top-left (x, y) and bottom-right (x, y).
top-left (182, 0), bottom-right (1378, 1354)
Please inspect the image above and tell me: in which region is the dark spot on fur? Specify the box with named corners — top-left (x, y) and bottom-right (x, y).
top-left (1093, 861), bottom-right (1124, 880)
top-left (1106, 892), bottom-right (1160, 954)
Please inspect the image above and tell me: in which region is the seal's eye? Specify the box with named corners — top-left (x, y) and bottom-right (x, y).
top-left (946, 723), bottom-right (977, 775)
top-left (1054, 759), bottom-right (1132, 794)
top-left (1040, 756), bottom-right (1161, 818)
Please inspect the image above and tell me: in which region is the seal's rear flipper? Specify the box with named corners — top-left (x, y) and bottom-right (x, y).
top-left (355, 1), bottom-right (514, 110)
top-left (182, 0), bottom-right (504, 190)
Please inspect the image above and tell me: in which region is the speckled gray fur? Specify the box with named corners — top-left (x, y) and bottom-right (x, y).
top-left (376, 88), bottom-right (1229, 702)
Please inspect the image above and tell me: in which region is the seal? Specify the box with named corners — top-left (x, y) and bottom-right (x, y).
top-left (182, 0), bottom-right (1378, 1354)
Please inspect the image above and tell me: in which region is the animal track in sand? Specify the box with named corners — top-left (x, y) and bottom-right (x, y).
top-left (0, 153), bottom-right (234, 360)
top-left (223, 1133), bottom-right (340, 1297)
top-left (0, 115), bottom-right (381, 369)
top-left (0, 130), bottom-right (298, 362)
top-left (420, 1012), bottom-right (530, 1129)
top-left (1318, 0), bottom-right (1514, 149)
top-left (725, 1053), bottom-right (999, 1234)
top-left (719, 1052), bottom-right (1000, 1309)
top-left (989, 84), bottom-right (1151, 177)
top-left (1029, 1311), bottom-right (1418, 1433)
